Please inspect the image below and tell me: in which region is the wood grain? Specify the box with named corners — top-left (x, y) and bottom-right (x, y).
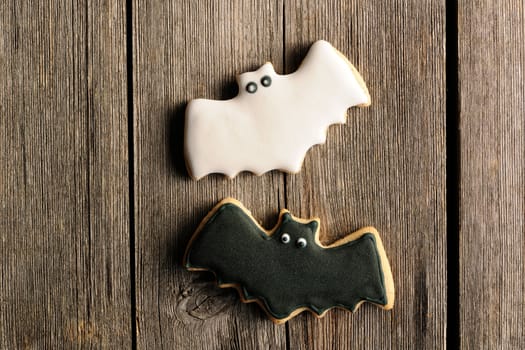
top-left (283, 1), bottom-right (447, 348)
top-left (132, 1), bottom-right (287, 348)
top-left (0, 1), bottom-right (131, 349)
top-left (5, 0), bottom-right (524, 348)
top-left (458, 2), bottom-right (525, 348)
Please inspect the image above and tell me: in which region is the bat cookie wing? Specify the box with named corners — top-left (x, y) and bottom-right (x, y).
top-left (184, 198), bottom-right (395, 324)
top-left (184, 40), bottom-right (371, 180)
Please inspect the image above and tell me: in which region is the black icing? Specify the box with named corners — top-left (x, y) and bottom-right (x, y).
top-left (185, 202), bottom-right (388, 320)
top-left (246, 82), bottom-right (257, 93)
top-left (260, 75), bottom-right (272, 87)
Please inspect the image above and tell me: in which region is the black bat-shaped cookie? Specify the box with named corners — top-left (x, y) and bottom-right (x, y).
top-left (183, 198), bottom-right (394, 324)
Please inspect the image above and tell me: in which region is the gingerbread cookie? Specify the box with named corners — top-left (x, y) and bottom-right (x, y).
top-left (184, 40), bottom-right (371, 180)
top-left (183, 198), bottom-right (394, 324)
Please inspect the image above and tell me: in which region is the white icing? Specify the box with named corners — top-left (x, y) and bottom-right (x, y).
top-left (280, 233), bottom-right (291, 244)
top-left (296, 238), bottom-right (307, 248)
top-left (184, 40), bottom-right (371, 180)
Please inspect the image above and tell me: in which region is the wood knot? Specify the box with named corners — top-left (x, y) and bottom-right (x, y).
top-left (176, 276), bottom-right (236, 323)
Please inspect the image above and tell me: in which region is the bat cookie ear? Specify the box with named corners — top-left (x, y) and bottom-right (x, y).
top-left (307, 220), bottom-right (319, 233)
top-left (281, 211), bottom-right (293, 223)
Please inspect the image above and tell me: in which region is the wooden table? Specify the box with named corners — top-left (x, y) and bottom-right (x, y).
top-left (1, 1), bottom-right (523, 349)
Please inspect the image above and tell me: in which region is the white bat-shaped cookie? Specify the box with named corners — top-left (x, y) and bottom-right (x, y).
top-left (184, 40), bottom-right (371, 180)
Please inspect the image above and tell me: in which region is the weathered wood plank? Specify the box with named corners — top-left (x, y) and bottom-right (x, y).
top-left (133, 1), bottom-right (287, 348)
top-left (458, 2), bottom-right (525, 348)
top-left (0, 1), bottom-right (131, 348)
top-left (284, 1), bottom-right (447, 348)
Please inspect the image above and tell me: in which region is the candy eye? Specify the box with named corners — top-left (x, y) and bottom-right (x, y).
top-left (260, 75), bottom-right (272, 87)
top-left (246, 82), bottom-right (257, 93)
top-left (280, 233), bottom-right (291, 244)
top-left (296, 238), bottom-right (307, 248)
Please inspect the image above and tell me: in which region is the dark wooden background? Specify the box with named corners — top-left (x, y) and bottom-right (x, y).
top-left (1, 1), bottom-right (523, 349)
